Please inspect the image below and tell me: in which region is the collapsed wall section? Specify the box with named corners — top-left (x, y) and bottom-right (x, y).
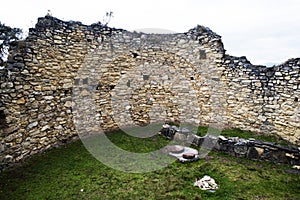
top-left (223, 56), bottom-right (300, 143)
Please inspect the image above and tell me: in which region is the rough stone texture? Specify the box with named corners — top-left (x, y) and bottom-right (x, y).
top-left (223, 56), bottom-right (300, 144)
top-left (0, 15), bottom-right (299, 171)
top-left (159, 126), bottom-right (300, 165)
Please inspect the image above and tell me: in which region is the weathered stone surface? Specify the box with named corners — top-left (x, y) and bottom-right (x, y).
top-left (194, 175), bottom-right (218, 191)
top-left (255, 147), bottom-right (264, 156)
top-left (174, 132), bottom-right (187, 142)
top-left (234, 142), bottom-right (248, 156)
top-left (16, 98), bottom-right (26, 105)
top-left (27, 121), bottom-right (38, 130)
top-left (0, 15), bottom-right (299, 172)
top-left (160, 125), bottom-right (300, 165)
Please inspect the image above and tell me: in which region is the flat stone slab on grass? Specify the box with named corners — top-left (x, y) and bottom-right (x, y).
top-left (168, 145), bottom-right (199, 162)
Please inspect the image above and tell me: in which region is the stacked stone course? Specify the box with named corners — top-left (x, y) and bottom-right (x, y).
top-left (0, 15), bottom-right (299, 171)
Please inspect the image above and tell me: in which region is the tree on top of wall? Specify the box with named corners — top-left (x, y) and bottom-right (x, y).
top-left (0, 22), bottom-right (22, 67)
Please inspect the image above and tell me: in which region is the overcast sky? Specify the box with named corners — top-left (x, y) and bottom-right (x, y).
top-left (1, 0), bottom-right (299, 66)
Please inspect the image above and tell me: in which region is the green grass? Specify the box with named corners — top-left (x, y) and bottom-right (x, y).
top-left (0, 128), bottom-right (299, 200)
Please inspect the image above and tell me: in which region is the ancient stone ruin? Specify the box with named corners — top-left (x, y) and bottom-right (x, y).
top-left (0, 15), bottom-right (299, 171)
top-left (159, 125), bottom-right (300, 166)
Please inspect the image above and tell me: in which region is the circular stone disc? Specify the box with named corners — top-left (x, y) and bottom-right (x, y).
top-left (166, 145), bottom-right (185, 154)
top-left (183, 153), bottom-right (196, 159)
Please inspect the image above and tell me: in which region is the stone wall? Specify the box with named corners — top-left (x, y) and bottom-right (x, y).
top-left (0, 15), bottom-right (299, 171)
top-left (159, 125), bottom-right (300, 166)
top-left (223, 56), bottom-right (300, 143)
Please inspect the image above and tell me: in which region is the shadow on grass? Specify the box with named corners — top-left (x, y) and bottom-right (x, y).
top-left (0, 128), bottom-right (299, 200)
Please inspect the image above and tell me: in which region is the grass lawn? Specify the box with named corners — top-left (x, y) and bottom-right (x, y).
top-left (0, 128), bottom-right (299, 200)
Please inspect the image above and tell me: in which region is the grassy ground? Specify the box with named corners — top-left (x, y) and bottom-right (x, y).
top-left (0, 128), bottom-right (299, 200)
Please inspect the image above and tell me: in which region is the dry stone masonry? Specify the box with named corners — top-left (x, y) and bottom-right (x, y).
top-left (0, 15), bottom-right (299, 171)
top-left (159, 125), bottom-right (300, 166)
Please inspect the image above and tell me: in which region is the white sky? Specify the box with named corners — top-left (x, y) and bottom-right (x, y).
top-left (1, 0), bottom-right (299, 66)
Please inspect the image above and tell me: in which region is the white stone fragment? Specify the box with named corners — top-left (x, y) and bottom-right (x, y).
top-left (292, 165), bottom-right (300, 170)
top-left (194, 175), bottom-right (218, 191)
top-left (162, 124), bottom-right (170, 129)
